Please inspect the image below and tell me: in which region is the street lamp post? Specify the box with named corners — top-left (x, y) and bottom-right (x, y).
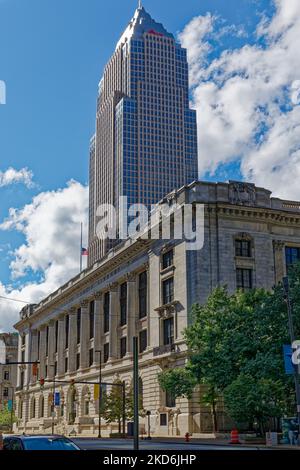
top-left (283, 276), bottom-right (300, 440)
top-left (95, 350), bottom-right (102, 438)
top-left (146, 410), bottom-right (151, 440)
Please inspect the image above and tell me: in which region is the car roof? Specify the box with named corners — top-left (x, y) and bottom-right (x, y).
top-left (5, 434), bottom-right (69, 440)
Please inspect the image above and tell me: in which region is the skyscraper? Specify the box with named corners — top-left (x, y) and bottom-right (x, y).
top-left (88, 3), bottom-right (198, 266)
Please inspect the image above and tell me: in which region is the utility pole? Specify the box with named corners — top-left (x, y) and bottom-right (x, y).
top-left (95, 350), bottom-right (102, 438)
top-left (283, 276), bottom-right (300, 439)
top-left (133, 336), bottom-right (139, 451)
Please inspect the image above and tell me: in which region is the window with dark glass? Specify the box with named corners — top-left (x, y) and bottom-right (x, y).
top-left (21, 350), bottom-right (25, 363)
top-left (139, 330), bottom-right (147, 353)
top-left (103, 343), bottom-right (109, 363)
top-left (21, 335), bottom-right (26, 346)
top-left (120, 283), bottom-right (127, 326)
top-left (236, 268), bottom-right (253, 290)
top-left (163, 317), bottom-right (174, 346)
top-left (54, 361), bottom-right (57, 377)
top-left (89, 348), bottom-right (94, 367)
top-left (4, 371), bottom-right (9, 381)
top-left (235, 239), bottom-right (251, 257)
top-left (46, 326), bottom-right (49, 355)
top-left (65, 357), bottom-right (68, 373)
top-left (3, 388), bottom-right (9, 398)
top-left (160, 413), bottom-right (167, 426)
top-left (77, 309), bottom-right (81, 344)
top-left (65, 315), bottom-right (69, 348)
top-left (120, 337), bottom-right (127, 358)
top-left (89, 301), bottom-right (95, 339)
top-left (139, 272), bottom-right (147, 318)
top-left (76, 353), bottom-right (80, 370)
top-left (285, 246), bottom-right (300, 267)
top-left (162, 250), bottom-right (174, 270)
top-left (166, 390), bottom-right (176, 408)
top-left (162, 277), bottom-right (174, 305)
top-left (55, 321), bottom-right (58, 353)
top-left (20, 371), bottom-right (24, 389)
top-left (104, 292), bottom-right (110, 333)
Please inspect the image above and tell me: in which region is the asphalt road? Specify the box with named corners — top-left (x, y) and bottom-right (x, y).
top-left (72, 438), bottom-right (256, 451)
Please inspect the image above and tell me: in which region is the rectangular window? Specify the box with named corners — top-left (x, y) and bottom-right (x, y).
top-left (120, 337), bottom-right (127, 358)
top-left (89, 301), bottom-right (95, 339)
top-left (160, 413), bottom-right (167, 426)
top-left (3, 388), bottom-right (9, 398)
top-left (89, 348), bottom-right (94, 367)
top-left (54, 361), bottom-right (57, 377)
top-left (4, 371), bottom-right (9, 381)
top-left (162, 250), bottom-right (174, 270)
top-left (65, 357), bottom-right (68, 373)
top-left (20, 371), bottom-right (24, 389)
top-left (65, 315), bottom-right (69, 349)
top-left (103, 343), bottom-right (109, 363)
top-left (21, 350), bottom-right (25, 363)
top-left (236, 268), bottom-right (253, 290)
top-left (285, 246), bottom-right (300, 267)
top-left (77, 309), bottom-right (81, 344)
top-left (166, 390), bottom-right (176, 408)
top-left (104, 292), bottom-right (110, 333)
top-left (46, 326), bottom-right (49, 355)
top-left (139, 272), bottom-right (147, 318)
top-left (76, 353), bottom-right (80, 370)
top-left (139, 330), bottom-right (147, 353)
top-left (21, 335), bottom-right (26, 346)
top-left (162, 277), bottom-right (174, 305)
top-left (235, 239), bottom-right (251, 257)
top-left (120, 283), bottom-right (127, 326)
top-left (163, 317), bottom-right (174, 346)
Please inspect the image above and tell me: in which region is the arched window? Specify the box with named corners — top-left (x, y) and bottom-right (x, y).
top-left (30, 397), bottom-right (36, 419)
top-left (39, 395), bottom-right (44, 418)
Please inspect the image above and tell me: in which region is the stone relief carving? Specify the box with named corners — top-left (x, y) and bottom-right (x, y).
top-left (229, 181), bottom-right (256, 206)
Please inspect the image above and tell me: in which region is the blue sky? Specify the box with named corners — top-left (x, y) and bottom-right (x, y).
top-left (1, 0), bottom-right (300, 330)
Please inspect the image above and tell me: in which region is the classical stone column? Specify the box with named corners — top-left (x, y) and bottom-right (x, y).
top-left (48, 321), bottom-right (56, 378)
top-left (68, 308), bottom-right (77, 373)
top-left (109, 284), bottom-right (119, 360)
top-left (57, 314), bottom-right (65, 376)
top-left (273, 240), bottom-right (285, 284)
top-left (39, 326), bottom-right (47, 380)
top-left (80, 300), bottom-right (90, 369)
top-left (30, 330), bottom-right (39, 384)
top-left (94, 293), bottom-right (103, 360)
top-left (127, 274), bottom-right (137, 353)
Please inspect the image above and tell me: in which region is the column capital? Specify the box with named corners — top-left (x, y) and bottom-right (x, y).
top-left (273, 239), bottom-right (285, 251)
top-left (126, 273), bottom-right (136, 282)
top-left (94, 291), bottom-right (103, 300)
top-left (69, 307), bottom-right (77, 315)
top-left (80, 300), bottom-right (89, 309)
top-left (109, 282), bottom-right (119, 292)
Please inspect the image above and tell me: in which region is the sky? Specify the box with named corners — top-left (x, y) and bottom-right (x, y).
top-left (0, 0), bottom-right (300, 331)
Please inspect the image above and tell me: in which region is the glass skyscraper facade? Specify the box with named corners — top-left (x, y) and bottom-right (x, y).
top-left (88, 5), bottom-right (198, 265)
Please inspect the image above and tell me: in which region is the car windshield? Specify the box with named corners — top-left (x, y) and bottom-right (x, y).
top-left (22, 437), bottom-right (79, 451)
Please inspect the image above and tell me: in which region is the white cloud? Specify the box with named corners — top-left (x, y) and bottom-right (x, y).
top-left (0, 167), bottom-right (34, 188)
top-left (180, 0), bottom-right (300, 199)
top-left (0, 180), bottom-right (88, 331)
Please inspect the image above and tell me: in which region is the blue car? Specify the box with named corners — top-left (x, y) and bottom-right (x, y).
top-left (3, 435), bottom-right (81, 451)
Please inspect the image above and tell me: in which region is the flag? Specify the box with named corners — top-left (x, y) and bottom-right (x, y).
top-left (81, 247), bottom-right (88, 256)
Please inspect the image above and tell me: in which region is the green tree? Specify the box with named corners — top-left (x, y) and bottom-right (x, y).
top-left (158, 263), bottom-right (300, 433)
top-left (0, 405), bottom-right (15, 430)
top-left (158, 368), bottom-right (196, 400)
top-left (103, 378), bottom-right (126, 434)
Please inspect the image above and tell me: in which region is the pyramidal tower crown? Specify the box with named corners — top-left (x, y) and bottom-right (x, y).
top-left (116, 3), bottom-right (174, 50)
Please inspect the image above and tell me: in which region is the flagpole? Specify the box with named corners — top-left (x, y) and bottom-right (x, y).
top-left (80, 222), bottom-right (83, 273)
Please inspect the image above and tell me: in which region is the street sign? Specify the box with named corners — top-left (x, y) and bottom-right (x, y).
top-left (283, 345), bottom-right (296, 375)
top-left (54, 392), bottom-right (60, 406)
